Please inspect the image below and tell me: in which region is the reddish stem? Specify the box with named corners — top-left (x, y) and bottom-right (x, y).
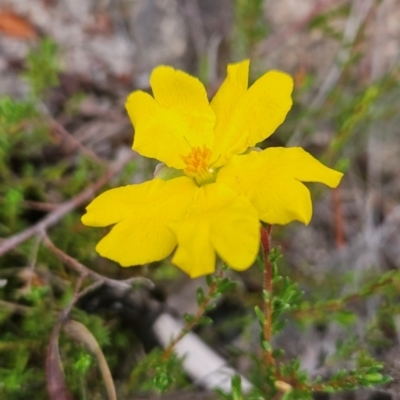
top-left (260, 225), bottom-right (275, 366)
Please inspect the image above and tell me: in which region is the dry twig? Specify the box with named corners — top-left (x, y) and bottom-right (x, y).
top-left (38, 101), bottom-right (107, 165)
top-left (42, 233), bottom-right (153, 289)
top-left (255, 0), bottom-right (345, 56)
top-left (0, 149), bottom-right (134, 257)
top-left (287, 0), bottom-right (375, 146)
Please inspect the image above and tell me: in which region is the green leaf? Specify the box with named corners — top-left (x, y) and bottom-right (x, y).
top-left (334, 310), bottom-right (356, 326)
top-left (183, 313), bottom-right (196, 324)
top-left (364, 373), bottom-right (385, 384)
top-left (217, 278), bottom-right (237, 294)
top-left (231, 374), bottom-right (243, 400)
top-left (198, 316), bottom-right (213, 326)
top-left (196, 287), bottom-right (205, 305)
top-left (262, 289), bottom-right (271, 301)
top-left (206, 274), bottom-right (213, 287)
top-left (272, 348), bottom-right (285, 358)
top-left (204, 303), bottom-right (217, 312)
top-left (262, 340), bottom-right (272, 352)
top-left (254, 305), bottom-right (265, 324)
top-left (152, 365), bottom-right (175, 393)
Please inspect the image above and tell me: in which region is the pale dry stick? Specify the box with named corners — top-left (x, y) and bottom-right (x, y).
top-left (0, 149), bottom-right (134, 257)
top-left (309, 0), bottom-right (375, 109)
top-left (0, 199), bottom-right (58, 212)
top-left (0, 281), bottom-right (107, 317)
top-left (46, 279), bottom-right (84, 400)
top-left (22, 200), bottom-right (59, 212)
top-left (42, 232), bottom-right (154, 289)
top-left (64, 320), bottom-right (117, 400)
top-left (179, 0), bottom-right (207, 60)
top-left (0, 300), bottom-right (31, 315)
top-left (255, 0), bottom-right (345, 56)
top-left (63, 275), bottom-right (87, 317)
top-left (207, 33), bottom-right (223, 85)
top-left (287, 0), bottom-right (375, 147)
top-left (46, 275), bottom-right (96, 400)
top-left (363, 0), bottom-right (391, 292)
top-left (369, 0), bottom-right (390, 81)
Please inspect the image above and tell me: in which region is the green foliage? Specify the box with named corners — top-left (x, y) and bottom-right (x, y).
top-left (23, 37), bottom-right (60, 97)
top-left (217, 375), bottom-right (244, 400)
top-left (71, 309), bottom-right (110, 348)
top-left (128, 349), bottom-right (188, 393)
top-left (249, 247), bottom-right (391, 399)
top-left (233, 0), bottom-right (268, 58)
top-left (0, 97), bottom-right (37, 133)
top-left (0, 37), bottom-right (121, 400)
top-left (309, 3), bottom-right (351, 40)
top-left (0, 97), bottom-right (38, 175)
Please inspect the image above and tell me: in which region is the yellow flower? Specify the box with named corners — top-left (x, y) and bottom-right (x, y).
top-left (82, 60), bottom-right (343, 278)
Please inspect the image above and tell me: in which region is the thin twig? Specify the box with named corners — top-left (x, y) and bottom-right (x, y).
top-left (287, 0), bottom-right (375, 146)
top-left (26, 233), bottom-right (43, 290)
top-left (255, 0), bottom-right (344, 56)
top-left (0, 199), bottom-right (59, 212)
top-left (37, 101), bottom-right (107, 165)
top-left (293, 270), bottom-right (400, 319)
top-left (22, 200), bottom-right (59, 212)
top-left (42, 233), bottom-right (154, 290)
top-left (0, 281), bottom-right (109, 318)
top-left (161, 269), bottom-right (223, 361)
top-left (309, 0), bottom-right (375, 109)
top-left (61, 275), bottom-right (86, 319)
top-left (0, 300), bottom-right (31, 315)
top-left (0, 149), bottom-right (134, 257)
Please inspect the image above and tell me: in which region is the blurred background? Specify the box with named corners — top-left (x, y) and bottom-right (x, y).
top-left (1, 0), bottom-right (400, 399)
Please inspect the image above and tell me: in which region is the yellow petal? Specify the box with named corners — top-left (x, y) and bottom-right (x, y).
top-left (126, 66), bottom-right (215, 169)
top-left (170, 183), bottom-right (260, 278)
top-left (210, 64), bottom-right (293, 166)
top-left (210, 60), bottom-right (250, 163)
top-left (243, 71), bottom-right (293, 146)
top-left (217, 147), bottom-right (343, 225)
top-left (171, 217), bottom-right (216, 278)
top-left (82, 177), bottom-right (198, 266)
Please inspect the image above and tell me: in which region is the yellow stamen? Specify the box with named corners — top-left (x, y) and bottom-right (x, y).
top-left (180, 145), bottom-right (215, 185)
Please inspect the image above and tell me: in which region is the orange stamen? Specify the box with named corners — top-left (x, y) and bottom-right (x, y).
top-left (180, 145), bottom-right (214, 185)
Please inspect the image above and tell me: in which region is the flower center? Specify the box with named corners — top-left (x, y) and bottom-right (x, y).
top-left (180, 145), bottom-right (215, 185)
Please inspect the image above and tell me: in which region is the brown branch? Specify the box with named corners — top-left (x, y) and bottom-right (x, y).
top-left (0, 199), bottom-right (59, 212)
top-left (0, 149), bottom-right (134, 257)
top-left (42, 233), bottom-right (154, 290)
top-left (48, 118), bottom-right (106, 165)
top-left (37, 101), bottom-right (107, 165)
top-left (22, 200), bottom-right (59, 212)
